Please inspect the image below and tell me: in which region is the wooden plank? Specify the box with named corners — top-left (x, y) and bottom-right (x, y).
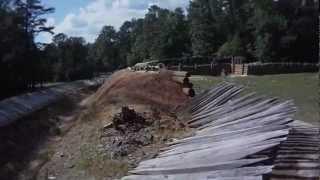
top-left (275, 154), bottom-right (319, 160)
top-left (271, 169), bottom-right (320, 178)
top-left (197, 101), bottom-right (295, 133)
top-left (208, 176), bottom-right (263, 180)
top-left (123, 166), bottom-right (271, 180)
top-left (138, 143), bottom-right (276, 171)
top-left (132, 158), bottom-right (268, 175)
top-left (159, 132), bottom-right (287, 157)
top-left (167, 124), bottom-right (288, 148)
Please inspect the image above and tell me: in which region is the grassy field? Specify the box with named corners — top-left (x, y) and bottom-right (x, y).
top-left (191, 73), bottom-right (319, 125)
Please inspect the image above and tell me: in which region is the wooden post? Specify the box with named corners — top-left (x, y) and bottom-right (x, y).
top-left (232, 56), bottom-right (235, 74)
top-left (242, 64), bottom-right (245, 75)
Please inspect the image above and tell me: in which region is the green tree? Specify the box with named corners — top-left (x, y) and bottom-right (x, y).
top-left (248, 0), bottom-right (287, 62)
top-left (118, 21), bottom-right (134, 67)
top-left (92, 26), bottom-right (119, 71)
top-left (47, 34), bottom-right (93, 81)
top-left (126, 18), bottom-right (146, 66)
top-left (0, 0), bottom-right (54, 98)
top-left (217, 35), bottom-right (246, 56)
top-left (188, 0), bottom-right (224, 56)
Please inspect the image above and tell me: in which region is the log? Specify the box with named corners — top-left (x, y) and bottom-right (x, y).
top-left (183, 88), bottom-right (195, 97)
top-left (172, 76), bottom-right (189, 84)
top-left (172, 71), bottom-right (191, 77)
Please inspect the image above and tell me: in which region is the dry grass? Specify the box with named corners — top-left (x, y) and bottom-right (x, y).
top-left (77, 143), bottom-right (129, 179)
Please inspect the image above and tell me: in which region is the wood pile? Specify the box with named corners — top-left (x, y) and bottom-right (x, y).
top-left (171, 71), bottom-right (195, 97)
top-left (271, 125), bottom-right (319, 179)
top-left (120, 82), bottom-right (320, 180)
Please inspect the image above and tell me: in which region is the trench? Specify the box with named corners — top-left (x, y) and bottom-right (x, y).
top-left (0, 88), bottom-right (97, 180)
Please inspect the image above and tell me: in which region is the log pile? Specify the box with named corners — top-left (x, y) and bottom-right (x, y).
top-left (171, 71), bottom-right (195, 97)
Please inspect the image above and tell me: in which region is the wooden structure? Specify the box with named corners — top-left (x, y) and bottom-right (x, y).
top-left (270, 123), bottom-right (319, 179)
top-left (231, 56), bottom-right (248, 76)
top-left (122, 82), bottom-right (319, 180)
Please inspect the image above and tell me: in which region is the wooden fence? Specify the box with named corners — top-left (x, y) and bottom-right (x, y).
top-left (168, 62), bottom-right (318, 76)
top-left (168, 63), bottom-right (232, 76)
top-left (247, 63), bottom-right (319, 75)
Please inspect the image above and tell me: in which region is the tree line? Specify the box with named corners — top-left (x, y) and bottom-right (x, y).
top-left (0, 0), bottom-right (318, 99)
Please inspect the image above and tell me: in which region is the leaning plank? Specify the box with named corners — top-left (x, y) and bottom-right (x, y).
top-left (208, 176), bottom-right (263, 180)
top-left (167, 124), bottom-right (288, 147)
top-left (271, 169), bottom-right (320, 178)
top-left (159, 132), bottom-right (287, 158)
top-left (131, 158), bottom-right (269, 175)
top-left (123, 166), bottom-right (272, 180)
top-left (137, 143), bottom-right (277, 171)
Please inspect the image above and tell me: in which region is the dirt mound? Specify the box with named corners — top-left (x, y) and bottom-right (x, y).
top-left (89, 69), bottom-right (190, 111)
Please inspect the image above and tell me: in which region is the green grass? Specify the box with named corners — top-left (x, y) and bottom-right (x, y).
top-left (191, 73), bottom-right (319, 125)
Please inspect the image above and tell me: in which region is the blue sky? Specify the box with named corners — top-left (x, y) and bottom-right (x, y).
top-left (37, 0), bottom-right (190, 43)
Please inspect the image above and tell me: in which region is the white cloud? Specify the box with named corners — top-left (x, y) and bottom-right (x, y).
top-left (38, 0), bottom-right (189, 43)
top-left (36, 17), bottom-right (56, 43)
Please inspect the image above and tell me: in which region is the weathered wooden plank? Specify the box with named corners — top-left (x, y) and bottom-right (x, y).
top-left (132, 158), bottom-right (269, 175)
top-left (197, 115), bottom-right (292, 136)
top-left (271, 169), bottom-right (320, 178)
top-left (275, 154), bottom-right (319, 160)
top-left (166, 124), bottom-right (288, 148)
top-left (190, 83), bottom-right (234, 113)
top-left (193, 94), bottom-right (273, 120)
top-left (277, 150), bottom-right (320, 155)
top-left (159, 131), bottom-right (287, 157)
top-left (279, 146), bottom-right (319, 151)
top-left (208, 176), bottom-right (263, 180)
top-left (138, 143), bottom-right (277, 171)
top-left (274, 162), bottom-right (320, 169)
top-left (190, 93), bottom-right (260, 123)
top-left (123, 166), bottom-right (272, 180)
top-left (192, 87), bottom-right (243, 115)
top-left (197, 101), bottom-right (295, 133)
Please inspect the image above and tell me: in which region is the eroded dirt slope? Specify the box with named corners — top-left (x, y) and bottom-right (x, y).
top-left (33, 70), bottom-right (193, 180)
